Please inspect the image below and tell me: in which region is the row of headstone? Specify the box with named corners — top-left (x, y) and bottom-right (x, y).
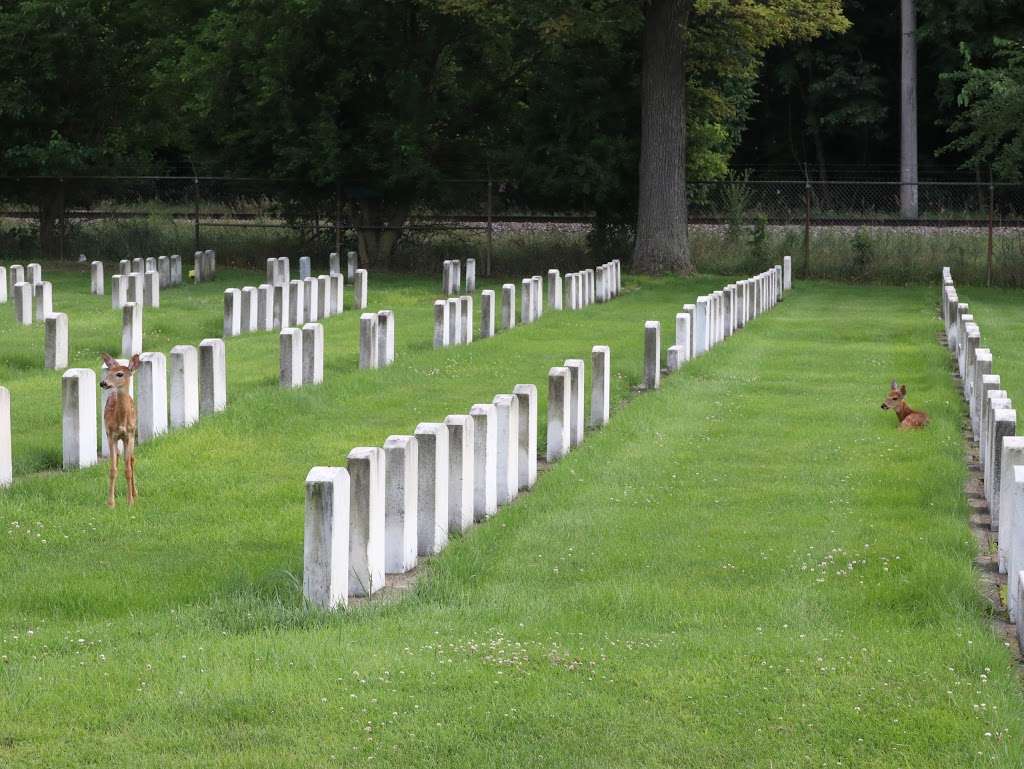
top-left (225, 275), bottom-right (345, 338)
top-left (57, 340), bottom-right (227, 472)
top-left (114, 255), bottom-right (185, 295)
top-left (268, 252), bottom-right (359, 288)
top-left (2, 263), bottom-right (42, 300)
top-left (112, 271), bottom-right (160, 310)
top-left (431, 261), bottom-right (625, 349)
top-left (280, 324), bottom-right (325, 388)
top-left (442, 259), bottom-right (476, 296)
top-left (303, 381), bottom-right (543, 608)
top-left (9, 279), bottom-right (53, 326)
top-left (942, 268), bottom-right (1024, 650)
top-left (643, 257), bottom-right (792, 391)
top-left (359, 311), bottom-right (395, 369)
top-left (192, 250), bottom-right (217, 283)
top-left (546, 347), bottom-right (611, 462)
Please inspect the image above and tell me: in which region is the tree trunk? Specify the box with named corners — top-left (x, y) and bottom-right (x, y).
top-left (899, 0), bottom-right (919, 218)
top-left (632, 0), bottom-right (692, 275)
top-left (37, 181), bottom-right (64, 261)
top-left (353, 199), bottom-right (410, 269)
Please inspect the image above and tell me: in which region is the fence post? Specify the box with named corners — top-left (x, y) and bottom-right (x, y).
top-left (59, 177), bottom-right (66, 262)
top-left (987, 173), bottom-right (995, 288)
top-left (335, 182), bottom-right (342, 260)
top-left (193, 176), bottom-right (200, 254)
top-left (486, 168), bottom-right (494, 277)
top-left (803, 181), bottom-right (811, 276)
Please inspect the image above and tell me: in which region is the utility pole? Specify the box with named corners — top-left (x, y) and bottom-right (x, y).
top-left (899, 0), bottom-right (919, 219)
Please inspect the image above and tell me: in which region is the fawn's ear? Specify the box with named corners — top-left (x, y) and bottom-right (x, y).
top-left (890, 379), bottom-right (898, 390)
top-left (899, 384), bottom-right (907, 395)
top-left (128, 354), bottom-right (142, 371)
top-left (101, 352), bottom-right (116, 367)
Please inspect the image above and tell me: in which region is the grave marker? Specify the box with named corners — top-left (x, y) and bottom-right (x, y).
top-left (169, 345), bottom-right (199, 428)
top-left (304, 466), bottom-right (349, 609)
top-left (383, 434), bottom-right (419, 574)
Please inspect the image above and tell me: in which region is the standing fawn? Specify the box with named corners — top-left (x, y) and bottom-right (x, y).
top-left (100, 353), bottom-right (140, 507)
top-left (880, 380), bottom-right (929, 430)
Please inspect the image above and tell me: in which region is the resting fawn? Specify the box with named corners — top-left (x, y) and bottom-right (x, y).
top-left (100, 353), bottom-right (140, 507)
top-left (880, 380), bottom-right (929, 430)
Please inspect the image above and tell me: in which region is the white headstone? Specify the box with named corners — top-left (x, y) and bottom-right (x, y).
top-left (548, 269), bottom-right (562, 310)
top-left (347, 447), bottom-right (385, 597)
top-left (493, 394), bottom-right (519, 506)
top-left (590, 345), bottom-right (610, 428)
top-left (91, 261), bottom-right (104, 295)
top-left (564, 358), bottom-right (585, 447)
top-left (443, 414), bottom-right (475, 534)
top-left (44, 312), bottom-right (69, 370)
top-left (644, 321), bottom-right (661, 390)
top-left (513, 383), bottom-right (538, 490)
top-left (279, 327), bottom-right (303, 389)
top-left (480, 290), bottom-right (495, 338)
top-left (354, 269), bottom-right (368, 310)
top-left (0, 386), bottom-right (10, 487)
top-left (121, 302), bottom-right (143, 357)
top-left (501, 284), bottom-right (516, 330)
top-left (62, 368), bottom-right (98, 469)
top-left (12, 282), bottom-right (31, 325)
top-left (302, 323), bottom-right (324, 385)
top-left (33, 281), bottom-right (52, 321)
top-left (359, 313), bottom-right (379, 369)
top-left (169, 345), bottom-right (199, 428)
top-left (469, 403), bottom-right (497, 520)
top-left (414, 422), bottom-right (449, 556)
top-left (304, 466), bottom-right (349, 609)
top-left (137, 352), bottom-right (168, 443)
top-left (547, 367), bottom-right (571, 462)
top-left (433, 300), bottom-right (449, 349)
top-left (377, 310), bottom-right (395, 366)
top-left (199, 338), bottom-right (227, 415)
top-left (383, 435), bottom-right (418, 574)
top-left (241, 286), bottom-right (258, 332)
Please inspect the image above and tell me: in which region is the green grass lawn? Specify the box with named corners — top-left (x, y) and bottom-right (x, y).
top-left (0, 267), bottom-right (1021, 767)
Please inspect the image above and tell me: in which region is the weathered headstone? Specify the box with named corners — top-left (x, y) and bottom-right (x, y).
top-left (26, 263), bottom-right (41, 285)
top-left (547, 366), bottom-right (571, 462)
top-left (279, 328), bottom-right (303, 389)
top-left (347, 447), bottom-right (385, 597)
top-left (303, 276), bottom-right (319, 323)
top-left (137, 352), bottom-right (168, 443)
top-left (302, 323), bottom-right (324, 385)
top-left (414, 422), bottom-right (449, 556)
top-left (521, 278), bottom-right (532, 325)
top-left (591, 345), bottom-right (610, 428)
top-left (13, 282), bottom-right (31, 325)
top-left (91, 261), bottom-right (104, 295)
top-left (240, 286), bottom-right (258, 333)
top-left (33, 281), bottom-right (52, 321)
top-left (223, 288), bottom-right (241, 338)
top-left (377, 310), bottom-right (395, 366)
top-left (329, 252), bottom-right (341, 276)
top-left (257, 284), bottom-right (274, 331)
top-left (157, 256), bottom-right (170, 288)
top-left (997, 437), bottom-right (1024, 579)
top-left (783, 255), bottom-right (792, 292)
top-left (354, 269), bottom-right (368, 310)
top-left (564, 358), bottom-right (585, 447)
top-left (460, 296), bottom-right (473, 344)
top-left (0, 267), bottom-right (6, 304)
top-left (501, 284), bottom-right (516, 330)
top-left (347, 251), bottom-right (358, 281)
top-left (443, 414), bottom-right (475, 534)
top-left (447, 297), bottom-right (461, 344)
top-left (273, 284), bottom-right (290, 330)
top-left (465, 258), bottom-right (476, 292)
top-left (644, 321), bottom-right (661, 390)
top-left (122, 302), bottom-right (143, 357)
top-left (317, 275), bottom-right (333, 318)
top-left (493, 394), bottom-right (519, 505)
top-left (383, 435), bottom-right (418, 574)
top-left (480, 290), bottom-right (496, 339)
top-left (44, 312), bottom-right (69, 370)
top-left (693, 297), bottom-right (710, 356)
top-left (199, 338), bottom-right (227, 415)
top-left (299, 256), bottom-right (312, 280)
top-left (304, 466), bottom-right (349, 609)
top-left (0, 386), bottom-right (10, 487)
top-left (470, 403), bottom-right (497, 520)
top-left (512, 383), bottom-right (538, 490)
top-left (288, 280), bottom-right (305, 327)
top-left (359, 312), bottom-right (379, 369)
top-left (433, 300), bottom-right (450, 349)
top-left (62, 368), bottom-right (98, 470)
top-left (548, 269), bottom-right (562, 310)
top-left (169, 345), bottom-right (199, 428)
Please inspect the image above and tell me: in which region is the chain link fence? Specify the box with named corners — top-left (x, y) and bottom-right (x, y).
top-left (1, 175), bottom-right (1022, 283)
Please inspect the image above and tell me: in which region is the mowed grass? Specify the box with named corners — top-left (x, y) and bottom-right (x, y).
top-left (0, 268), bottom-right (1022, 767)
top-left (947, 286), bottom-right (1024, 411)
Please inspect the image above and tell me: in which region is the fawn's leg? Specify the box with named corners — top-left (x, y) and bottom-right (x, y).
top-left (107, 436), bottom-right (119, 508)
top-left (125, 435), bottom-right (138, 504)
